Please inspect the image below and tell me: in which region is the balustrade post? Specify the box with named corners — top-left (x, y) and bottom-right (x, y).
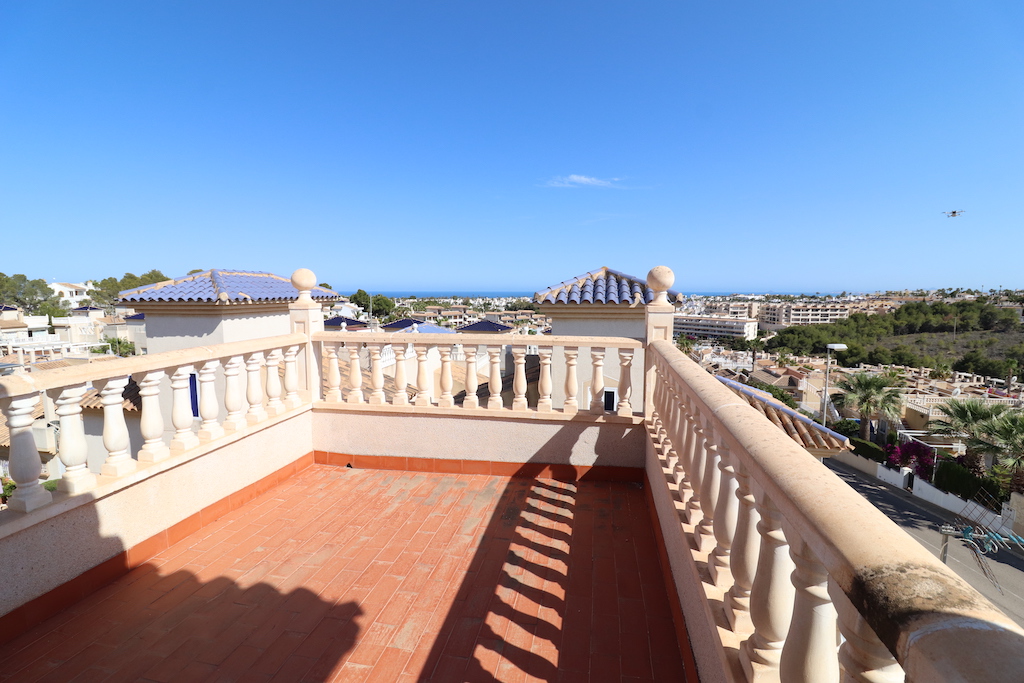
top-left (563, 346), bottom-right (579, 414)
top-left (589, 347), bottom-right (606, 413)
top-left (779, 534), bottom-right (840, 683)
top-left (244, 353), bottom-right (267, 425)
top-left (265, 350), bottom-right (284, 416)
top-left (741, 488), bottom-right (796, 683)
top-left (695, 425), bottom-right (721, 551)
top-left (0, 394), bottom-right (52, 511)
top-left (414, 345), bottom-right (431, 406)
top-left (487, 346), bottom-right (503, 409)
top-left (828, 579), bottom-right (904, 683)
top-left (97, 376), bottom-right (135, 477)
top-left (708, 441), bottom-right (740, 588)
top-left (223, 355), bottom-right (247, 432)
top-left (325, 343), bottom-right (342, 402)
top-left (511, 346), bottom-right (528, 411)
top-left (616, 348), bottom-right (634, 416)
top-left (369, 343), bottom-right (387, 405)
top-left (134, 371), bottom-right (169, 463)
top-left (283, 346), bottom-right (301, 408)
top-left (438, 345), bottom-right (455, 408)
top-left (169, 366), bottom-right (200, 451)
top-left (685, 419), bottom-right (706, 525)
top-left (463, 347), bottom-right (479, 409)
top-left (393, 344), bottom-right (409, 406)
top-left (346, 344), bottom-right (364, 404)
top-left (197, 360), bottom-right (224, 441)
top-left (725, 452), bottom-right (761, 635)
top-left (536, 347), bottom-right (553, 412)
top-left (47, 384), bottom-right (96, 493)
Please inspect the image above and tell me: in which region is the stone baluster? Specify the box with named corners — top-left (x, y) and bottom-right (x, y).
top-left (393, 344), bottom-right (409, 406)
top-left (97, 376), bottom-right (135, 477)
top-left (223, 355), bottom-right (248, 432)
top-left (346, 344), bottom-right (364, 404)
top-left (708, 441), bottom-right (740, 588)
top-left (511, 346), bottom-right (528, 411)
top-left (463, 346), bottom-right (479, 409)
top-left (368, 344), bottom-right (386, 405)
top-left (0, 393), bottom-right (52, 511)
top-left (589, 347), bottom-right (606, 413)
top-left (134, 371), bottom-right (169, 463)
top-left (563, 346), bottom-right (579, 414)
top-left (487, 346), bottom-right (503, 409)
top-left (536, 347), bottom-right (553, 412)
top-left (283, 346), bottom-right (301, 408)
top-left (244, 353), bottom-right (267, 424)
top-left (169, 366), bottom-right (200, 451)
top-left (47, 384), bottom-right (96, 493)
top-left (616, 348), bottom-right (634, 416)
top-left (414, 344), bottom-right (431, 407)
top-left (324, 343), bottom-right (342, 402)
top-left (684, 417), bottom-right (706, 525)
top-left (695, 423), bottom-right (721, 550)
top-left (265, 349), bottom-right (284, 416)
top-left (438, 345), bottom-right (454, 408)
top-left (827, 579), bottom-right (904, 683)
top-left (197, 360), bottom-right (224, 441)
top-left (725, 451), bottom-right (761, 635)
top-left (741, 487), bottom-right (796, 683)
top-left (779, 532), bottom-right (840, 683)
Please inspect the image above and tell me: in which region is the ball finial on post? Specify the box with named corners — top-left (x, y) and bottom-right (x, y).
top-left (647, 266), bottom-right (674, 305)
top-left (291, 268), bottom-right (317, 304)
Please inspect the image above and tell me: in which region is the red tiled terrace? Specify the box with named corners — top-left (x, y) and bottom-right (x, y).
top-left (0, 464), bottom-right (693, 682)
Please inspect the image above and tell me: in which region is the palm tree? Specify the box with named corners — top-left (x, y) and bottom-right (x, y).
top-left (749, 339), bottom-right (765, 371)
top-left (975, 411), bottom-right (1024, 492)
top-left (930, 398), bottom-right (1009, 476)
top-left (832, 373), bottom-right (903, 441)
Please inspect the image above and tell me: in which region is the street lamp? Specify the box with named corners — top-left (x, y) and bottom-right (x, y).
top-left (821, 343), bottom-right (848, 426)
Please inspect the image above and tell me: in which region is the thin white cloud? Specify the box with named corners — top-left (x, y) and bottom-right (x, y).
top-left (545, 174), bottom-right (620, 188)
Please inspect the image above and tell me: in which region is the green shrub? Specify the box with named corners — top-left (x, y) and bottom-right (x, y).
top-left (43, 480), bottom-right (59, 492)
top-left (933, 460), bottom-right (1006, 511)
top-left (1, 478), bottom-right (15, 499)
top-left (832, 419), bottom-right (860, 439)
top-left (850, 437), bottom-right (886, 463)
top-left (744, 379), bottom-right (799, 410)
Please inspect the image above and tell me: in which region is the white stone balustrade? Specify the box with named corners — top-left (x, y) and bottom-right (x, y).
top-left (312, 332), bottom-right (643, 416)
top-left (0, 332), bottom-right (308, 512)
top-left (646, 337), bottom-right (1024, 683)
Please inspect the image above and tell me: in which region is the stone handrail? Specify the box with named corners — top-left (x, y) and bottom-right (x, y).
top-left (313, 331), bottom-right (642, 416)
top-left (647, 339), bottom-right (1024, 682)
top-left (0, 332), bottom-right (310, 514)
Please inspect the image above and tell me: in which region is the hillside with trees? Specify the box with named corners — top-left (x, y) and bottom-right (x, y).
top-left (766, 300), bottom-right (1024, 377)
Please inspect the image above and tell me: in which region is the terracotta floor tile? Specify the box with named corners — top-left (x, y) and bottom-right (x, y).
top-left (0, 466), bottom-right (687, 682)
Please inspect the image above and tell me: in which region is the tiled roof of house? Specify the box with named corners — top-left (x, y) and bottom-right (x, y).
top-left (72, 306), bottom-right (102, 311)
top-left (534, 267), bottom-right (681, 306)
top-left (125, 312), bottom-right (145, 320)
top-left (716, 376), bottom-right (849, 454)
top-left (119, 270), bottom-right (340, 303)
top-left (0, 401), bottom-right (45, 448)
top-left (80, 378), bottom-right (142, 412)
top-left (0, 320), bottom-right (27, 329)
top-left (325, 316), bottom-right (367, 329)
top-left (0, 305), bottom-right (18, 311)
top-left (456, 320), bottom-right (512, 333)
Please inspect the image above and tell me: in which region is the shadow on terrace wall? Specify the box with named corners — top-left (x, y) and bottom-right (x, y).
top-left (0, 490), bottom-right (360, 682)
top-left (414, 423), bottom-right (687, 682)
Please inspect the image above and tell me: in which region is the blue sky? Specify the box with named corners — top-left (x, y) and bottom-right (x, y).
top-left (2, 2), bottom-right (1022, 294)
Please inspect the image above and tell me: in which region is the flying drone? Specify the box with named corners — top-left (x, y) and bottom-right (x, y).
top-left (943, 210), bottom-right (965, 218)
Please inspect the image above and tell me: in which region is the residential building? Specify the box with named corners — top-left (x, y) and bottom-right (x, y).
top-left (674, 314), bottom-right (758, 340)
top-left (705, 300), bottom-right (761, 319)
top-left (48, 281), bottom-right (93, 309)
top-left (0, 267), bottom-right (1017, 683)
top-left (758, 301), bottom-right (851, 331)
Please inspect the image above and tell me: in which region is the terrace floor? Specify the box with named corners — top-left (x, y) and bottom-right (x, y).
top-left (0, 465), bottom-right (689, 682)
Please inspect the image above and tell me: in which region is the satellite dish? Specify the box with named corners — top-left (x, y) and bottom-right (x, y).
top-left (952, 387), bottom-right (962, 396)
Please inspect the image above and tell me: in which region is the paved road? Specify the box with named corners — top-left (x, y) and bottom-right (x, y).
top-left (824, 458), bottom-right (1024, 628)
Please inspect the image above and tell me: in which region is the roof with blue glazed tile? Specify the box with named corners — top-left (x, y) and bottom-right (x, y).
top-left (534, 267), bottom-right (680, 306)
top-left (73, 306), bottom-right (102, 311)
top-left (125, 312), bottom-right (145, 320)
top-left (325, 316), bottom-right (367, 328)
top-left (457, 320), bottom-right (512, 332)
top-left (0, 305), bottom-right (18, 311)
top-left (119, 270), bottom-right (340, 303)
